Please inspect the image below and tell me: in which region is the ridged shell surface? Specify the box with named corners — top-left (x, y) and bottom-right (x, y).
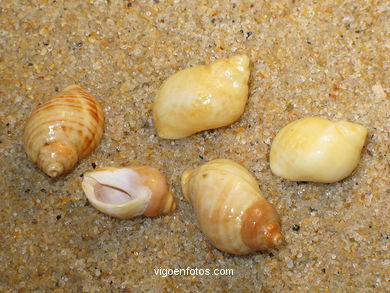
top-left (23, 85), bottom-right (104, 177)
top-left (82, 166), bottom-right (176, 219)
top-left (181, 159), bottom-right (283, 255)
top-left (270, 117), bottom-right (367, 183)
top-left (153, 55), bottom-right (250, 139)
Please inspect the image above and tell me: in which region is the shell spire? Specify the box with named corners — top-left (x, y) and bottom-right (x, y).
top-left (182, 159), bottom-right (283, 255)
top-left (23, 85), bottom-right (104, 177)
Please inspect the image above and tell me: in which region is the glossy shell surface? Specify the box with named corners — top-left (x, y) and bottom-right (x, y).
top-left (182, 159), bottom-right (283, 255)
top-left (23, 85), bottom-right (104, 177)
top-left (270, 117), bottom-right (367, 183)
top-left (153, 55), bottom-right (250, 139)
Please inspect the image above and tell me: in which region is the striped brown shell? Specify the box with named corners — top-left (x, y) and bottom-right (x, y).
top-left (182, 159), bottom-right (283, 255)
top-left (23, 85), bottom-right (104, 177)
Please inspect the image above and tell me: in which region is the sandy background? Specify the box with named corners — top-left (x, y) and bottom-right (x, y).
top-left (0, 0), bottom-right (389, 292)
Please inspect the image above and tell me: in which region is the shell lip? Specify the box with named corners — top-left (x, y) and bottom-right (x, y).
top-left (82, 170), bottom-right (149, 208)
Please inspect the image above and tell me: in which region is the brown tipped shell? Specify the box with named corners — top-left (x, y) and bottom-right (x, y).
top-left (81, 166), bottom-right (176, 219)
top-left (181, 159), bottom-right (283, 255)
top-left (23, 85), bottom-right (104, 177)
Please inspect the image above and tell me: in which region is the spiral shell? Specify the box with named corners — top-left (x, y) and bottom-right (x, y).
top-left (82, 166), bottom-right (176, 219)
top-left (182, 159), bottom-right (283, 255)
top-left (153, 55), bottom-right (250, 139)
top-left (270, 117), bottom-right (367, 183)
top-left (23, 85), bottom-right (104, 177)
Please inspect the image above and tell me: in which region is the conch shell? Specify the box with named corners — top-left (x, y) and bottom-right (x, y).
top-left (23, 85), bottom-right (104, 177)
top-left (82, 166), bottom-right (176, 219)
top-left (153, 55), bottom-right (250, 139)
top-left (182, 159), bottom-right (283, 255)
top-left (270, 117), bottom-right (367, 183)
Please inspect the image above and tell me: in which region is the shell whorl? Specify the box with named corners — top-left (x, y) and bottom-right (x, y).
top-left (131, 166), bottom-right (176, 217)
top-left (23, 85), bottom-right (104, 177)
top-left (182, 159), bottom-right (283, 255)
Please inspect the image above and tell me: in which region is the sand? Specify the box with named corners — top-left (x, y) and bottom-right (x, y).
top-left (0, 0), bottom-right (389, 292)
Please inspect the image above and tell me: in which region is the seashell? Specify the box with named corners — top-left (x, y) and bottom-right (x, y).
top-left (23, 85), bottom-right (104, 177)
top-left (270, 117), bottom-right (367, 183)
top-left (181, 159), bottom-right (283, 255)
top-left (153, 55), bottom-right (250, 139)
top-left (81, 166), bottom-right (176, 219)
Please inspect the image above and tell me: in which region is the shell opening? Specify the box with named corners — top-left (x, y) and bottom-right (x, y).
top-left (94, 180), bottom-right (133, 204)
top-left (83, 168), bottom-right (150, 205)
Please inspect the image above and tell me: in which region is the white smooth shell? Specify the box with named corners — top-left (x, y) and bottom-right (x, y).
top-left (153, 55), bottom-right (250, 139)
top-left (270, 117), bottom-right (367, 183)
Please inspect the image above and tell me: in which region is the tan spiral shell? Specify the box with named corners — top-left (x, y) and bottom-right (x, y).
top-left (23, 85), bottom-right (104, 177)
top-left (82, 166), bottom-right (176, 219)
top-left (182, 159), bottom-right (283, 255)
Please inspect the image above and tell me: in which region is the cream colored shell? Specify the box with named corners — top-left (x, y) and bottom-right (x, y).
top-left (23, 85), bottom-right (104, 177)
top-left (153, 55), bottom-right (250, 139)
top-left (82, 166), bottom-right (176, 219)
top-left (182, 159), bottom-right (283, 255)
top-left (270, 117), bottom-right (367, 183)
